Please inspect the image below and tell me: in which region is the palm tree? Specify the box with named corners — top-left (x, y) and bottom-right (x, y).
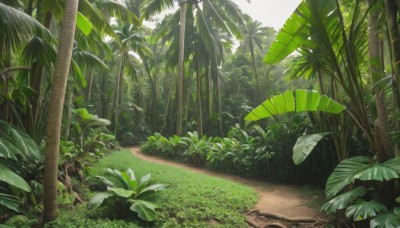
top-left (109, 23), bottom-right (150, 135)
top-left (42, 0), bottom-right (78, 222)
top-left (144, 0), bottom-right (244, 134)
top-left (0, 2), bottom-right (51, 123)
top-left (385, 0), bottom-right (400, 108)
top-left (368, 0), bottom-right (392, 161)
top-left (264, 0), bottom-right (377, 158)
top-left (176, 1), bottom-right (187, 135)
top-left (239, 17), bottom-right (265, 103)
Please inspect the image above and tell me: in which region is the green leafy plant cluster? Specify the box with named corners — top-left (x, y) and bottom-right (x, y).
top-left (141, 127), bottom-right (274, 173)
top-left (87, 150), bottom-right (257, 226)
top-left (141, 118), bottom-right (336, 183)
top-left (87, 168), bottom-right (167, 222)
top-left (321, 156), bottom-right (400, 227)
top-left (0, 120), bottom-right (43, 223)
top-left (59, 108), bottom-right (119, 184)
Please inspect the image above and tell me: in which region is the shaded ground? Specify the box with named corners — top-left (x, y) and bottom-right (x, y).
top-left (130, 147), bottom-right (329, 227)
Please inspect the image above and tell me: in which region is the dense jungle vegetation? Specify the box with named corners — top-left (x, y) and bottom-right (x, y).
top-left (1, 0), bottom-right (400, 227)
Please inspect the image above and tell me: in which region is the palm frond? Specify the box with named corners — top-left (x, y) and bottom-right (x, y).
top-left (0, 3), bottom-right (52, 51)
top-left (141, 0), bottom-right (174, 20)
top-left (21, 36), bottom-right (56, 65)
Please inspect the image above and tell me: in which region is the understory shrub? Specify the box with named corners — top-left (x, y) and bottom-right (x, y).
top-left (141, 118), bottom-right (337, 185)
top-left (87, 168), bottom-right (167, 222)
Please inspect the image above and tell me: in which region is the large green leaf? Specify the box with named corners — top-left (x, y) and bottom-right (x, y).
top-left (95, 175), bottom-right (115, 187)
top-left (0, 163), bottom-right (31, 192)
top-left (136, 183), bottom-right (167, 199)
top-left (73, 108), bottom-right (111, 127)
top-left (107, 187), bottom-right (134, 198)
top-left (264, 0), bottom-right (311, 64)
top-left (292, 132), bottom-right (329, 165)
top-left (326, 156), bottom-right (400, 199)
top-left (130, 200), bottom-right (158, 222)
top-left (71, 59), bottom-right (87, 88)
top-left (0, 120), bottom-right (41, 161)
top-left (355, 165), bottom-right (399, 181)
top-left (0, 193), bottom-right (21, 213)
top-left (345, 200), bottom-right (388, 221)
top-left (321, 187), bottom-right (367, 214)
top-left (0, 140), bottom-right (20, 160)
top-left (76, 12), bottom-right (93, 36)
top-left (370, 213), bottom-right (400, 228)
top-left (245, 90), bottom-right (345, 121)
top-left (106, 168), bottom-right (129, 189)
top-left (86, 192), bottom-right (113, 209)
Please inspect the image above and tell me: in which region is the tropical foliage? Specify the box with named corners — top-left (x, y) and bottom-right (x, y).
top-left (141, 120), bottom-right (336, 184)
top-left (1, 0), bottom-right (400, 226)
top-left (87, 168), bottom-right (167, 222)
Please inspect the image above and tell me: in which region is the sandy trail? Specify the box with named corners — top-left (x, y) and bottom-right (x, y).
top-left (130, 147), bottom-right (326, 220)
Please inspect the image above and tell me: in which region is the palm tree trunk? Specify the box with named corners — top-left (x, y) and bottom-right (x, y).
top-left (184, 74), bottom-right (192, 126)
top-left (195, 55), bottom-right (203, 135)
top-left (385, 0), bottom-right (400, 108)
top-left (100, 72), bottom-right (107, 118)
top-left (205, 61), bottom-right (211, 129)
top-left (162, 73), bottom-right (174, 133)
top-left (151, 71), bottom-right (158, 129)
top-left (317, 70), bottom-right (324, 94)
top-left (31, 12), bottom-right (52, 130)
top-left (368, 1), bottom-right (394, 161)
top-left (30, 62), bottom-right (44, 121)
top-left (43, 0), bottom-right (78, 223)
top-left (110, 55), bottom-right (124, 135)
top-left (85, 68), bottom-right (94, 102)
top-left (249, 40), bottom-right (262, 103)
top-left (26, 0), bottom-right (33, 16)
top-left (216, 74), bottom-right (222, 135)
top-left (176, 1), bottom-right (187, 136)
top-left (64, 87), bottom-right (73, 140)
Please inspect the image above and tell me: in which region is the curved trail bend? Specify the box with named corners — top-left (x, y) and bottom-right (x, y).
top-left (130, 147), bottom-right (327, 226)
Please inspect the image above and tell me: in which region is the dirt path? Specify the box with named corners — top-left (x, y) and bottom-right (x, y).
top-left (130, 147), bottom-right (328, 227)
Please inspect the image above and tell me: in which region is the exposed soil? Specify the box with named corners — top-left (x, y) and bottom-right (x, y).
top-left (129, 147), bottom-right (329, 227)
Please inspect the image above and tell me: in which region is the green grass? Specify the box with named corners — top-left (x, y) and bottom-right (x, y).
top-left (53, 150), bottom-right (257, 227)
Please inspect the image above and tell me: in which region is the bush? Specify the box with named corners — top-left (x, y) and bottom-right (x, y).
top-left (87, 168), bottom-right (167, 222)
top-left (140, 118), bottom-right (337, 185)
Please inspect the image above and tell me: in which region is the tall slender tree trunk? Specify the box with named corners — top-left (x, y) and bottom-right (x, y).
top-left (385, 0), bottom-right (400, 156)
top-left (43, 0), bottom-right (78, 223)
top-left (85, 69), bottom-right (94, 102)
top-left (216, 74), bottom-right (222, 135)
top-left (162, 73), bottom-right (174, 133)
top-left (205, 62), bottom-right (211, 129)
top-left (176, 1), bottom-right (187, 136)
top-left (368, 1), bottom-right (394, 161)
top-left (31, 12), bottom-right (52, 130)
top-left (151, 70), bottom-right (158, 130)
top-left (111, 55), bottom-right (124, 135)
top-left (249, 40), bottom-right (262, 103)
top-left (195, 55), bottom-right (203, 135)
top-left (26, 0), bottom-right (33, 15)
top-left (100, 72), bottom-right (107, 118)
top-left (184, 74), bottom-right (192, 126)
top-left (64, 87), bottom-right (73, 140)
top-left (317, 70), bottom-right (324, 94)
top-left (385, 0), bottom-right (400, 108)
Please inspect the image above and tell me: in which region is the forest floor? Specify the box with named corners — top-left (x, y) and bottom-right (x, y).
top-left (130, 147), bottom-right (330, 227)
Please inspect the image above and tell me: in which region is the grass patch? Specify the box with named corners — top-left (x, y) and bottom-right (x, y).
top-left (53, 150), bottom-right (257, 227)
